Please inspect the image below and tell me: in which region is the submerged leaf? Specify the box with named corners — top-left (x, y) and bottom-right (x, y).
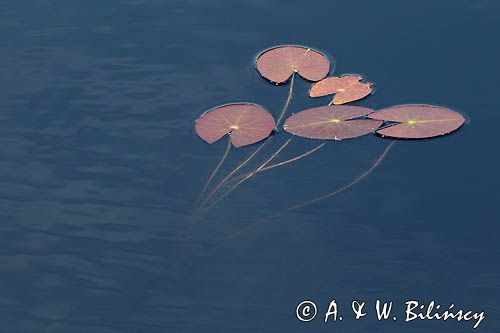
top-left (283, 105), bottom-right (382, 140)
top-left (310, 75), bottom-right (372, 104)
top-left (256, 46), bottom-right (330, 84)
top-left (195, 103), bottom-right (275, 147)
top-left (368, 105), bottom-right (465, 139)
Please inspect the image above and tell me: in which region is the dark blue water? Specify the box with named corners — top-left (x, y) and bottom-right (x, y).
top-left (1, 1), bottom-right (499, 332)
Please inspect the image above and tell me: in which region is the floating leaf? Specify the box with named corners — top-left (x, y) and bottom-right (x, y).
top-left (367, 105), bottom-right (465, 139)
top-left (283, 105), bottom-right (382, 140)
top-left (256, 46), bottom-right (330, 84)
top-left (195, 103), bottom-right (275, 147)
top-left (310, 75), bottom-right (373, 104)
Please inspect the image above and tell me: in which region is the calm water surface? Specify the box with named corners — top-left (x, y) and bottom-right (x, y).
top-left (0, 1), bottom-right (499, 332)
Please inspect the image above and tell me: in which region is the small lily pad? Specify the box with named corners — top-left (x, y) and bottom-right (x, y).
top-left (309, 74), bottom-right (373, 104)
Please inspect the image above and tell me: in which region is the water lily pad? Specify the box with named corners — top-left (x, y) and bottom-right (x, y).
top-left (283, 105), bottom-right (382, 140)
top-left (195, 103), bottom-right (275, 147)
top-left (309, 75), bottom-right (372, 104)
top-left (367, 105), bottom-right (465, 139)
top-left (256, 46), bottom-right (330, 84)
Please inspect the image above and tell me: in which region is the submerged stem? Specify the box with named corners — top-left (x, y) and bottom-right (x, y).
top-left (273, 140), bottom-right (396, 217)
top-left (275, 72), bottom-right (295, 128)
top-left (213, 141), bottom-right (396, 248)
top-left (195, 137), bottom-right (232, 209)
top-left (258, 142), bottom-right (325, 173)
top-left (200, 138), bottom-right (292, 213)
top-left (221, 142), bottom-right (326, 189)
top-left (197, 138), bottom-right (269, 211)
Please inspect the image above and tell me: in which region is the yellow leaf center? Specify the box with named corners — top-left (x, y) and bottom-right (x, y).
top-left (329, 118), bottom-right (341, 123)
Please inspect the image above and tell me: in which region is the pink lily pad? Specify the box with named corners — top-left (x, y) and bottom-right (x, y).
top-left (310, 74), bottom-right (373, 104)
top-left (368, 105), bottom-right (465, 139)
top-left (283, 105), bottom-right (382, 140)
top-left (256, 46), bottom-right (330, 84)
top-left (195, 103), bottom-right (275, 147)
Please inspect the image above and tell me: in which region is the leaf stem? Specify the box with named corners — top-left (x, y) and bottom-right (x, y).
top-left (195, 136), bottom-right (232, 209)
top-left (275, 72), bottom-right (295, 128)
top-left (257, 142), bottom-right (325, 173)
top-left (213, 141), bottom-right (396, 248)
top-left (273, 140), bottom-right (396, 217)
top-left (197, 139), bottom-right (269, 211)
top-left (199, 138), bottom-right (292, 213)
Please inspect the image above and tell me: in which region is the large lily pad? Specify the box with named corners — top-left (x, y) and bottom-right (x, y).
top-left (368, 105), bottom-right (465, 139)
top-left (283, 105), bottom-right (382, 140)
top-left (256, 46), bottom-right (330, 84)
top-left (195, 103), bottom-right (275, 147)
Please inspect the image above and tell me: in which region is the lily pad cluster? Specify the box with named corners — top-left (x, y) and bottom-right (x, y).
top-left (193, 45), bottom-right (466, 214)
top-left (195, 45), bottom-right (465, 145)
